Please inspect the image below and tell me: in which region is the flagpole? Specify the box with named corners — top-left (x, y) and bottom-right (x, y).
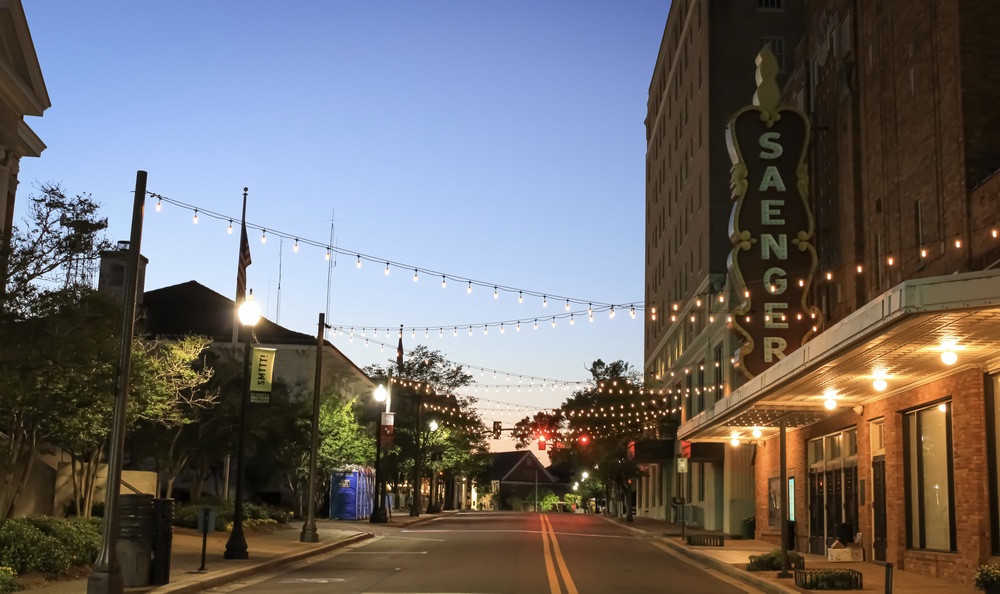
top-left (225, 187), bottom-right (249, 502)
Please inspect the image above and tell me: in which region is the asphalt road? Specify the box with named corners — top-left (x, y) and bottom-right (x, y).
top-left (220, 511), bottom-right (761, 594)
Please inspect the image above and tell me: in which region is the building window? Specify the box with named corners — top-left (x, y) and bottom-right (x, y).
top-left (758, 0), bottom-right (782, 8)
top-left (713, 344), bottom-right (724, 404)
top-left (759, 37), bottom-right (785, 71)
top-left (988, 374), bottom-right (1000, 553)
top-left (904, 401), bottom-right (955, 552)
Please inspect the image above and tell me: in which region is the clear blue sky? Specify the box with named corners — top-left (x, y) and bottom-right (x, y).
top-left (19, 1), bottom-right (669, 446)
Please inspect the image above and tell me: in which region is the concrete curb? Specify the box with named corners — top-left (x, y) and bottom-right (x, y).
top-left (148, 532), bottom-right (373, 594)
top-left (599, 517), bottom-right (798, 594)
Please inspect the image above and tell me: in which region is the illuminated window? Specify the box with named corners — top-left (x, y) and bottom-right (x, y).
top-left (904, 402), bottom-right (955, 552)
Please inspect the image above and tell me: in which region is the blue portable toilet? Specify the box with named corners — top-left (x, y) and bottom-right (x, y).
top-left (329, 470), bottom-right (360, 520)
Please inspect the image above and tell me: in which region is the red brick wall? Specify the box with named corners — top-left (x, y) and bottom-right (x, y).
top-left (755, 367), bottom-right (990, 587)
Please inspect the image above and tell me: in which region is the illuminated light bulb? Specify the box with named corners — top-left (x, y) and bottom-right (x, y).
top-left (156, 198), bottom-right (162, 212)
top-left (941, 350), bottom-right (958, 365)
top-left (812, 325), bottom-right (818, 332)
top-left (494, 286), bottom-right (499, 300)
top-left (825, 398), bottom-right (837, 410)
top-left (413, 269), bottom-right (419, 282)
top-left (193, 210), bottom-right (199, 224)
top-left (696, 299), bottom-right (702, 307)
top-left (920, 247), bottom-right (927, 258)
top-left (873, 378), bottom-right (887, 392)
top-left (887, 255), bottom-right (894, 266)
top-left (293, 239), bottom-right (299, 252)
top-left (610, 307), bottom-right (616, 319)
top-left (719, 294), bottom-right (725, 303)
top-left (811, 312), bottom-right (816, 319)
top-left (857, 264), bottom-right (863, 273)
top-left (589, 304), bottom-right (593, 317)
top-left (570, 314), bottom-right (575, 325)
top-left (551, 319), bottom-right (556, 328)
top-left (670, 314), bottom-right (677, 322)
top-left (468, 327), bottom-right (473, 336)
top-left (955, 237), bottom-right (963, 249)
top-left (500, 323), bottom-right (505, 334)
top-left (726, 315), bottom-right (732, 323)
top-left (589, 312), bottom-right (594, 322)
top-left (453, 327), bottom-right (458, 337)
top-left (745, 316), bottom-right (751, 323)
top-left (442, 276), bottom-right (447, 288)
top-left (690, 315), bottom-right (695, 323)
top-left (519, 291), bottom-right (523, 303)
top-left (709, 315), bottom-right (715, 323)
top-left (730, 438), bottom-right (740, 447)
top-left (438, 328), bottom-right (443, 338)
top-left (227, 220), bottom-right (233, 234)
top-left (483, 326), bottom-right (488, 335)
top-left (752, 428), bottom-right (762, 439)
top-left (993, 227), bottom-right (999, 239)
top-left (673, 303), bottom-right (679, 311)
top-left (534, 319), bottom-right (538, 330)
top-left (630, 306), bottom-right (636, 319)
top-left (356, 255), bottom-right (361, 268)
top-left (383, 263), bottom-right (389, 275)
top-left (516, 322), bottom-right (521, 332)
top-left (467, 281), bottom-right (472, 294)
top-left (325, 249), bottom-right (331, 261)
top-left (826, 271), bottom-right (833, 280)
top-left (798, 279), bottom-right (805, 287)
top-left (565, 299), bottom-right (570, 311)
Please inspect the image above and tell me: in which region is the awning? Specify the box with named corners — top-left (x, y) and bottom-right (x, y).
top-left (678, 270), bottom-right (1000, 442)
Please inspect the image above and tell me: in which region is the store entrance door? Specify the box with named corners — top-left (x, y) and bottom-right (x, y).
top-left (872, 456), bottom-right (887, 562)
top-left (808, 469), bottom-right (825, 555)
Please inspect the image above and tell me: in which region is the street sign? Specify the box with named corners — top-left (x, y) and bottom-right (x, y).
top-left (677, 458), bottom-right (689, 473)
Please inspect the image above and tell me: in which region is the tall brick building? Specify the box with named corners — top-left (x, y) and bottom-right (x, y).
top-left (675, 0), bottom-right (1000, 587)
top-left (640, 0), bottom-right (804, 533)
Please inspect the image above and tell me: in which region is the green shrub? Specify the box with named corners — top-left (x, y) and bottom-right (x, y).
top-left (747, 549), bottom-right (804, 571)
top-left (0, 566), bottom-right (19, 594)
top-left (22, 517), bottom-right (100, 566)
top-left (0, 519), bottom-right (71, 575)
top-left (174, 502), bottom-right (290, 531)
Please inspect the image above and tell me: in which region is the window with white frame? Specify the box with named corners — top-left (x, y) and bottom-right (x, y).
top-left (905, 401), bottom-right (955, 551)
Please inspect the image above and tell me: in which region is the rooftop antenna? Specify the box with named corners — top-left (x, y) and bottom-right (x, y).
top-left (324, 209), bottom-right (336, 340)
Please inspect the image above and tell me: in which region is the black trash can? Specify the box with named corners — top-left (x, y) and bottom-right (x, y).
top-left (150, 498), bottom-right (174, 585)
top-left (741, 517), bottom-right (756, 539)
top-left (117, 494), bottom-right (154, 588)
top-left (785, 519), bottom-right (797, 551)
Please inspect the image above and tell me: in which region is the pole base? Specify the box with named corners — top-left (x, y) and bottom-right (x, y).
top-left (87, 566), bottom-right (123, 594)
top-left (776, 570), bottom-right (793, 579)
top-left (223, 530), bottom-right (248, 559)
top-left (370, 509), bottom-right (389, 524)
top-left (299, 525), bottom-right (319, 542)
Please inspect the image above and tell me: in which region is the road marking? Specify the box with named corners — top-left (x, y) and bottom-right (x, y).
top-left (279, 578), bottom-right (346, 583)
top-left (385, 535), bottom-right (447, 542)
top-left (542, 515), bottom-right (579, 594)
top-left (647, 541), bottom-right (764, 594)
top-left (539, 515), bottom-right (562, 594)
top-left (344, 551), bottom-right (428, 554)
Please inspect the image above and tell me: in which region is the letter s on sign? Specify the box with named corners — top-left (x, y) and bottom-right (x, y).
top-left (759, 132), bottom-right (783, 159)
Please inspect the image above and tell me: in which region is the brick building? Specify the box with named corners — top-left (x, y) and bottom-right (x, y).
top-left (640, 0), bottom-right (805, 532)
top-left (676, 0), bottom-right (1000, 588)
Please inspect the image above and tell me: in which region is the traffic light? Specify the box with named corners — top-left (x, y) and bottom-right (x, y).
top-left (538, 434), bottom-right (547, 451)
top-left (492, 421), bottom-right (502, 439)
top-left (578, 434), bottom-right (590, 445)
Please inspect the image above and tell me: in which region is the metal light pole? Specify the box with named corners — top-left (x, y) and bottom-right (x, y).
top-left (371, 378), bottom-right (391, 523)
top-left (411, 391), bottom-right (423, 516)
top-left (300, 313), bottom-right (327, 542)
top-left (224, 293), bottom-right (261, 559)
top-left (88, 170), bottom-right (146, 594)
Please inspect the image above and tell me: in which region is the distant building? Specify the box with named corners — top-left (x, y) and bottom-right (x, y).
top-left (485, 450), bottom-right (563, 511)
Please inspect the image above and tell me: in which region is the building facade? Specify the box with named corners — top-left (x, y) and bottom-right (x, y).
top-left (677, 0), bottom-right (1000, 588)
top-left (641, 0), bottom-right (805, 533)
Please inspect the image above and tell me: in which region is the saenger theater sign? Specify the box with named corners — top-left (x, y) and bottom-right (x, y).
top-left (727, 46), bottom-right (822, 378)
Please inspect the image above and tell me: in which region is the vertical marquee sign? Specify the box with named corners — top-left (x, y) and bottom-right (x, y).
top-left (726, 46), bottom-right (822, 379)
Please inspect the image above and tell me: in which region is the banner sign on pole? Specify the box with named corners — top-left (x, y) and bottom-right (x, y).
top-left (250, 347), bottom-right (276, 404)
top-left (380, 412), bottom-right (395, 447)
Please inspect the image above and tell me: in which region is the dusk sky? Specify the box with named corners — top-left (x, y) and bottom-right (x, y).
top-left (19, 2), bottom-right (669, 452)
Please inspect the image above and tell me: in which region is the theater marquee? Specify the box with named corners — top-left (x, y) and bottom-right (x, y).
top-left (726, 46), bottom-right (822, 379)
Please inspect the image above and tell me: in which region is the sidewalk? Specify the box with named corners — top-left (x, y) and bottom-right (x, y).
top-left (24, 512), bottom-right (445, 594)
top-left (606, 515), bottom-right (966, 593)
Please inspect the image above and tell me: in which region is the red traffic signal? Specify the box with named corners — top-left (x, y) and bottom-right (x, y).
top-left (579, 435), bottom-right (590, 445)
top-left (538, 434), bottom-right (547, 450)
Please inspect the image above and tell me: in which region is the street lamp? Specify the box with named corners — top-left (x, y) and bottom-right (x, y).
top-left (371, 381), bottom-right (391, 523)
top-left (224, 292), bottom-right (261, 560)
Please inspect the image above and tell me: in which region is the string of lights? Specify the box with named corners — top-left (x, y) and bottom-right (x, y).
top-left (147, 190), bottom-right (640, 311)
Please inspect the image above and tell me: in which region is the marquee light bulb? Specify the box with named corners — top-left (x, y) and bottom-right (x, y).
top-left (193, 210), bottom-right (199, 224)
top-left (227, 220), bottom-right (233, 234)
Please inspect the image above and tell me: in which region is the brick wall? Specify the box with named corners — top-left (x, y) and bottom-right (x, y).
top-left (755, 367), bottom-right (990, 587)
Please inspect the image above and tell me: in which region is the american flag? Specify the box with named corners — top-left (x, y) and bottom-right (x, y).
top-left (236, 221), bottom-right (252, 301)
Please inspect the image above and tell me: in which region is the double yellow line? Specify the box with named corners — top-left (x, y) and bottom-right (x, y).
top-left (540, 514), bottom-right (578, 594)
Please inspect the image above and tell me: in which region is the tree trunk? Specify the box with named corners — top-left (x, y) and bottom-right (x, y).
top-left (2, 423), bottom-right (38, 520)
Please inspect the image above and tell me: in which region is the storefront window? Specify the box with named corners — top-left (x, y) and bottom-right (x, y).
top-left (905, 401), bottom-right (955, 551)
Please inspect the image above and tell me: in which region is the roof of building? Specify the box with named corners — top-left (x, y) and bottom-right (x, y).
top-left (486, 450), bottom-right (559, 483)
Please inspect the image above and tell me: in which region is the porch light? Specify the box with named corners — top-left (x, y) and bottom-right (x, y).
top-left (752, 428), bottom-right (762, 439)
top-left (873, 369), bottom-right (888, 392)
top-left (823, 388), bottom-right (838, 410)
top-left (730, 438), bottom-right (740, 447)
top-left (941, 340), bottom-right (959, 365)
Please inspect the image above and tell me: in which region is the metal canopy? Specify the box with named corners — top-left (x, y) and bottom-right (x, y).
top-left (679, 270), bottom-right (1000, 443)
